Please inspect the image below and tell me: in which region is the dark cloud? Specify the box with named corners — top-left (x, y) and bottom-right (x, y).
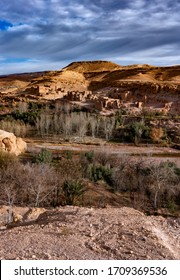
top-left (0, 0), bottom-right (179, 74)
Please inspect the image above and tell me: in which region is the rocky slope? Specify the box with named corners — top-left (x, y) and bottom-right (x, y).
top-left (0, 206), bottom-right (179, 260)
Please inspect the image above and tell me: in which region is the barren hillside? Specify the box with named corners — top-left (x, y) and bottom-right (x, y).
top-left (63, 60), bottom-right (121, 73)
top-left (0, 206), bottom-right (179, 260)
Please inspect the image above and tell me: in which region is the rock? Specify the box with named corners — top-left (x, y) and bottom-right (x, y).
top-left (0, 129), bottom-right (26, 155)
top-left (12, 213), bottom-right (23, 223)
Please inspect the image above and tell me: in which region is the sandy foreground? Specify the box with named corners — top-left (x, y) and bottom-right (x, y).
top-left (0, 206), bottom-right (179, 260)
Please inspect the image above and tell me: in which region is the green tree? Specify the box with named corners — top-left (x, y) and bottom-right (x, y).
top-left (127, 121), bottom-right (149, 144)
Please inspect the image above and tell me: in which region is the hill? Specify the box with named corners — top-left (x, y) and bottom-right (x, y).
top-left (63, 60), bottom-right (121, 73)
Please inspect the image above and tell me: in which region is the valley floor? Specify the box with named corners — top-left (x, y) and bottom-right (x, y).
top-left (27, 140), bottom-right (180, 166)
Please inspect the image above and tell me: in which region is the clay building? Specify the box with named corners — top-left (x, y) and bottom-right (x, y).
top-left (65, 90), bottom-right (92, 102)
top-left (94, 97), bottom-right (122, 111)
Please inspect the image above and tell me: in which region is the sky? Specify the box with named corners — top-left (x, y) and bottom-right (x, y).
top-left (0, 0), bottom-right (180, 74)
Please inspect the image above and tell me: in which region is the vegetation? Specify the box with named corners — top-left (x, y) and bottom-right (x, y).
top-left (84, 150), bottom-right (94, 163)
top-left (149, 127), bottom-right (164, 143)
top-left (0, 102), bottom-right (179, 214)
top-left (126, 121), bottom-right (150, 144)
top-left (90, 164), bottom-right (113, 185)
top-left (0, 148), bottom-right (179, 212)
top-left (12, 110), bottom-right (39, 125)
top-left (35, 148), bottom-right (53, 164)
top-left (0, 150), bottom-right (17, 169)
top-left (0, 101), bottom-right (178, 145)
top-left (63, 150), bottom-right (73, 160)
top-left (62, 180), bottom-right (85, 205)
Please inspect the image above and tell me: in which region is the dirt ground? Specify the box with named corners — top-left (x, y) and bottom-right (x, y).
top-left (0, 206), bottom-right (179, 260)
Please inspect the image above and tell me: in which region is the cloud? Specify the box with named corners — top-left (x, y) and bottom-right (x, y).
top-left (0, 0), bottom-right (179, 74)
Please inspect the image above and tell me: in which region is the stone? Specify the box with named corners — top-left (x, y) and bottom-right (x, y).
top-left (0, 129), bottom-right (27, 155)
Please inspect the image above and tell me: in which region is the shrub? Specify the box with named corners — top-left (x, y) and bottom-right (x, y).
top-left (12, 110), bottom-right (39, 125)
top-left (63, 150), bottom-right (73, 160)
top-left (145, 161), bottom-right (180, 209)
top-left (149, 127), bottom-right (164, 142)
top-left (166, 199), bottom-right (178, 212)
top-left (35, 148), bottom-right (53, 164)
top-left (28, 102), bottom-right (39, 111)
top-left (0, 151), bottom-right (17, 169)
top-left (95, 150), bottom-right (111, 166)
top-left (22, 163), bottom-right (58, 207)
top-left (142, 109), bottom-right (165, 118)
top-left (159, 161), bottom-right (180, 180)
top-left (115, 111), bottom-right (125, 127)
top-left (0, 162), bottom-right (59, 207)
top-left (0, 119), bottom-right (30, 137)
top-left (90, 164), bottom-right (113, 185)
top-left (84, 150), bottom-right (94, 163)
top-left (112, 157), bottom-right (147, 193)
top-left (63, 180), bottom-right (85, 205)
top-left (126, 121), bottom-right (149, 144)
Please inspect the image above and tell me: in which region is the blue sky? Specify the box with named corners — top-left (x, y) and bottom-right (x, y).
top-left (0, 0), bottom-right (180, 74)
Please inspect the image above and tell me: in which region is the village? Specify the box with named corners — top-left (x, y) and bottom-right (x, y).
top-left (24, 82), bottom-right (173, 115)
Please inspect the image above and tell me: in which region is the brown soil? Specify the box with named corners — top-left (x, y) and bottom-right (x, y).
top-left (0, 206), bottom-right (179, 260)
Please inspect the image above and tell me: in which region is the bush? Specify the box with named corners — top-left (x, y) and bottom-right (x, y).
top-left (63, 150), bottom-right (73, 160)
top-left (63, 180), bottom-right (85, 205)
top-left (28, 102), bottom-right (39, 111)
top-left (144, 161), bottom-right (180, 209)
top-left (149, 127), bottom-right (164, 143)
top-left (90, 164), bottom-right (113, 185)
top-left (0, 162), bottom-right (59, 207)
top-left (12, 110), bottom-right (39, 125)
top-left (0, 119), bottom-right (30, 137)
top-left (159, 161), bottom-right (180, 179)
top-left (35, 148), bottom-right (53, 164)
top-left (126, 121), bottom-right (150, 144)
top-left (95, 150), bottom-right (111, 166)
top-left (142, 109), bottom-right (165, 118)
top-left (166, 199), bottom-right (178, 212)
top-left (0, 151), bottom-right (17, 169)
top-left (84, 150), bottom-right (94, 163)
top-left (115, 111), bottom-right (125, 128)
